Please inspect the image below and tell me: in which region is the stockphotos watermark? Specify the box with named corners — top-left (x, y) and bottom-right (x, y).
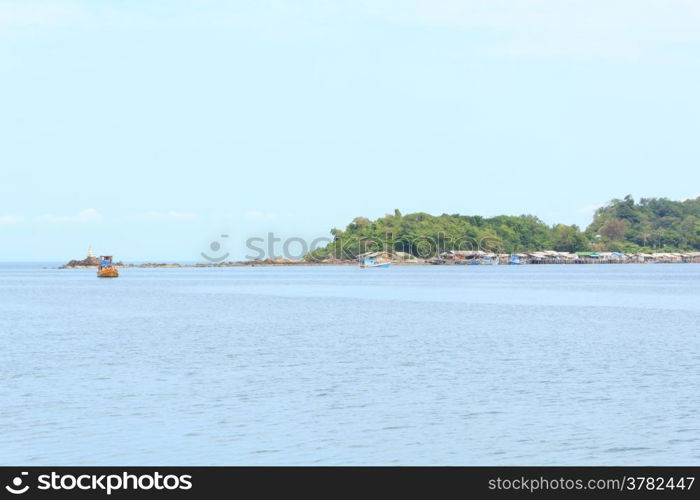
top-left (4, 470), bottom-right (192, 495)
top-left (200, 232), bottom-right (505, 261)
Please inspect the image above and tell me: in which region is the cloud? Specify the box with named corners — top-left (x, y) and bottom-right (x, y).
top-left (0, 215), bottom-right (23, 224)
top-left (37, 208), bottom-right (103, 223)
top-left (353, 0), bottom-right (696, 59)
top-left (2, 0), bottom-right (700, 60)
top-left (137, 211), bottom-right (196, 221)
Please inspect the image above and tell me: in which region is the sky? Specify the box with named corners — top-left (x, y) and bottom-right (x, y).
top-left (1, 0), bottom-right (699, 261)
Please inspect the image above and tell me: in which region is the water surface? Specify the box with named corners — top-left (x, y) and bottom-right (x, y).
top-left (1, 264), bottom-right (699, 464)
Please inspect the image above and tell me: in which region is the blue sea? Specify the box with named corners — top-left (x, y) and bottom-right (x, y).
top-left (1, 263), bottom-right (699, 465)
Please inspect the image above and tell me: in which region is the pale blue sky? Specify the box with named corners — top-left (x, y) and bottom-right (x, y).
top-left (1, 0), bottom-right (699, 261)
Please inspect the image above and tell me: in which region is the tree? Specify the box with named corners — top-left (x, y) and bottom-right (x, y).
top-left (552, 224), bottom-right (590, 252)
top-left (586, 195), bottom-right (700, 251)
top-left (305, 196), bottom-right (700, 261)
top-left (599, 219), bottom-right (629, 241)
top-left (347, 217), bottom-right (370, 231)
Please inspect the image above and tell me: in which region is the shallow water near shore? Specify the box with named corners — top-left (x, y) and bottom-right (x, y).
top-left (1, 263), bottom-right (699, 465)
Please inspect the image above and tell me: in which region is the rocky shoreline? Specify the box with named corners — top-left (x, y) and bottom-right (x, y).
top-left (58, 257), bottom-right (356, 269)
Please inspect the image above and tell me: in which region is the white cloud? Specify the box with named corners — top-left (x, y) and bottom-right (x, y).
top-left (37, 208), bottom-right (103, 223)
top-left (137, 211), bottom-right (196, 221)
top-left (0, 215), bottom-right (23, 224)
top-left (2, 0), bottom-right (700, 60)
top-left (376, 0), bottom-right (700, 59)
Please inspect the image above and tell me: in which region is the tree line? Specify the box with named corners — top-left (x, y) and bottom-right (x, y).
top-left (305, 196), bottom-right (700, 260)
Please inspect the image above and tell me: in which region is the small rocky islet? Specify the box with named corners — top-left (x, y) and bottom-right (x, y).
top-left (58, 254), bottom-right (346, 269)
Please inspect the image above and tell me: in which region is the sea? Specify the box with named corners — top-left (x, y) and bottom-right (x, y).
top-left (1, 263), bottom-right (699, 465)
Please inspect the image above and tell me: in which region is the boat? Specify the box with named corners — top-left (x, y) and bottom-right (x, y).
top-left (468, 255), bottom-right (499, 265)
top-left (97, 255), bottom-right (119, 278)
top-left (508, 254), bottom-right (525, 265)
top-left (480, 255), bottom-right (500, 265)
top-left (359, 256), bottom-right (391, 268)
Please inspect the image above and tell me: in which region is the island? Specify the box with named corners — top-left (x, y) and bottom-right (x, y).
top-left (59, 195), bottom-right (700, 268)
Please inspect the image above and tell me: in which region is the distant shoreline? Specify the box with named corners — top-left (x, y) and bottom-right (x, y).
top-left (58, 259), bottom-right (700, 269)
top-left (58, 261), bottom-right (357, 269)
top-left (56, 249), bottom-right (700, 269)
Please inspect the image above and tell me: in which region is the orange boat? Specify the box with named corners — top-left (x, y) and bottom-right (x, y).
top-left (97, 255), bottom-right (119, 278)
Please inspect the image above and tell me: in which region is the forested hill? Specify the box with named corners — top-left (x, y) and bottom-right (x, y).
top-left (586, 195), bottom-right (700, 251)
top-left (305, 196), bottom-right (700, 260)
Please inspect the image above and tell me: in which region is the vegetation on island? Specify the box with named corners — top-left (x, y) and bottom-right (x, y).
top-left (586, 195), bottom-right (700, 252)
top-left (305, 196), bottom-right (700, 260)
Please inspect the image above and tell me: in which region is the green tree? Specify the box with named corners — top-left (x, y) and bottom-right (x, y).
top-left (552, 224), bottom-right (590, 252)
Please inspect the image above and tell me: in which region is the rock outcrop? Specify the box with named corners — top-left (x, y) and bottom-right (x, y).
top-left (60, 256), bottom-right (127, 268)
top-left (59, 256), bottom-right (101, 268)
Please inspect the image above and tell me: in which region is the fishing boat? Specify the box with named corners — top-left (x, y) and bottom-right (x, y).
top-left (468, 254), bottom-right (499, 265)
top-left (359, 256), bottom-right (391, 268)
top-left (357, 251), bottom-right (391, 268)
top-left (508, 254), bottom-right (525, 265)
top-left (483, 254), bottom-right (500, 265)
top-left (97, 255), bottom-right (119, 278)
